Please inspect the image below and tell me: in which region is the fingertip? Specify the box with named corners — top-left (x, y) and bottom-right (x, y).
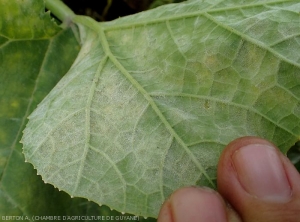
top-left (157, 187), bottom-right (228, 222)
top-left (157, 200), bottom-right (172, 222)
top-left (217, 136), bottom-right (300, 221)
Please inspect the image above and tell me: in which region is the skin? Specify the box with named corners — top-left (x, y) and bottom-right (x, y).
top-left (157, 137), bottom-right (300, 222)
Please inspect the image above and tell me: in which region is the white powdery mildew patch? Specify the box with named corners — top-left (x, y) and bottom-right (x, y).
top-left (22, 0), bottom-right (300, 218)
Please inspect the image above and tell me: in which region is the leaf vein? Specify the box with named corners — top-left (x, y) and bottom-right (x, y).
top-left (149, 92), bottom-right (297, 137)
top-left (103, 0), bottom-right (294, 31)
top-left (72, 55), bottom-right (108, 194)
top-left (1, 37), bottom-right (53, 184)
top-left (27, 108), bottom-right (85, 159)
top-left (89, 145), bottom-right (127, 211)
top-left (203, 12), bottom-right (300, 68)
top-left (98, 26), bottom-right (215, 188)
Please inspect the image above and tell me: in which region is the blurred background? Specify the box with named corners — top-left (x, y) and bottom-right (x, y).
top-left (62, 0), bottom-right (186, 21)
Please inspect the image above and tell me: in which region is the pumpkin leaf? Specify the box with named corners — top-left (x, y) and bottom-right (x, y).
top-left (22, 0), bottom-right (300, 218)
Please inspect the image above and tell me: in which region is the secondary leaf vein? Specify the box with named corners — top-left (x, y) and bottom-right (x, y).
top-left (203, 12), bottom-right (300, 68)
top-left (148, 91), bottom-right (297, 137)
top-left (97, 26), bottom-right (215, 188)
top-left (72, 55), bottom-right (108, 194)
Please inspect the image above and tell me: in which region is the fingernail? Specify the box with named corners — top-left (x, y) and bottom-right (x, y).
top-left (165, 187), bottom-right (227, 222)
top-left (232, 144), bottom-right (292, 202)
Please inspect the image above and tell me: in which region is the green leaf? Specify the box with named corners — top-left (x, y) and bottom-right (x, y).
top-left (22, 0), bottom-right (300, 218)
top-left (0, 0), bottom-right (116, 220)
top-left (149, 0), bottom-right (187, 9)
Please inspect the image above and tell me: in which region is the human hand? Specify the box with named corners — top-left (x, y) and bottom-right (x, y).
top-left (157, 137), bottom-right (300, 222)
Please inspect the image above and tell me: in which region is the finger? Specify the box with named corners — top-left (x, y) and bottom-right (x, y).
top-left (217, 136), bottom-right (300, 222)
top-left (157, 186), bottom-right (240, 222)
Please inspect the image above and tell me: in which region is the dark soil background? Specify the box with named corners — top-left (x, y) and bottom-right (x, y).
top-left (62, 0), bottom-right (186, 21)
top-left (62, 0), bottom-right (155, 21)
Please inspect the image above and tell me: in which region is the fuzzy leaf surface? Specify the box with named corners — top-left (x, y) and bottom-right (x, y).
top-left (23, 0), bottom-right (300, 218)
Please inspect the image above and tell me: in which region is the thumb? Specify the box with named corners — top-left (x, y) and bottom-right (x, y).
top-left (217, 136), bottom-right (300, 222)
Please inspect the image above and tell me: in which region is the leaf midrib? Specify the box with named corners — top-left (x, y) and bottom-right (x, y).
top-left (94, 21), bottom-right (216, 188)
top-left (102, 0), bottom-right (295, 31)
top-left (101, 1), bottom-right (300, 141)
top-left (102, 0), bottom-right (300, 70)
top-left (103, 0), bottom-right (300, 68)
top-left (73, 0), bottom-right (299, 188)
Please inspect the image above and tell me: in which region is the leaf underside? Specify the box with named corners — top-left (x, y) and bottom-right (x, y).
top-left (0, 0), bottom-right (137, 220)
top-left (22, 0), bottom-right (300, 218)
